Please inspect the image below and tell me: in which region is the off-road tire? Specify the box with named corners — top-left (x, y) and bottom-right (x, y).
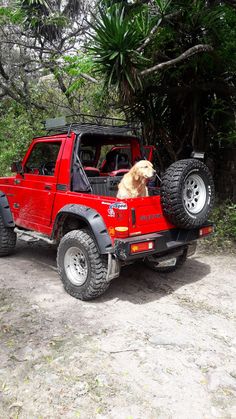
top-left (144, 252), bottom-right (187, 273)
top-left (0, 215), bottom-right (16, 256)
top-left (161, 159), bottom-right (215, 229)
top-left (57, 229), bottom-right (109, 300)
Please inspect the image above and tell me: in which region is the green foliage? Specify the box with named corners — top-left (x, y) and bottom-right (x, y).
top-left (89, 0), bottom-right (236, 169)
top-left (221, 131), bottom-right (236, 146)
top-left (0, 5), bottom-right (24, 24)
top-left (0, 83), bottom-right (120, 178)
top-left (154, 0), bottom-right (172, 16)
top-left (26, 0), bottom-right (48, 5)
top-left (203, 202), bottom-right (236, 252)
top-left (63, 54), bottom-right (95, 93)
top-left (89, 4), bottom-right (150, 99)
top-left (0, 0), bottom-right (235, 198)
top-left (19, 0), bottom-right (68, 41)
top-left (18, 0), bottom-right (82, 39)
top-left (211, 4), bottom-right (236, 67)
top-left (0, 103), bottom-right (44, 176)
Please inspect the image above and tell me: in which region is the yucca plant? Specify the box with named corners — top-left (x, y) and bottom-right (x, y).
top-left (89, 0), bottom-right (236, 172)
top-left (89, 4), bottom-right (151, 102)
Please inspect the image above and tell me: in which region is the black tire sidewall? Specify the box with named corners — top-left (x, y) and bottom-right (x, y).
top-left (161, 159), bottom-right (215, 229)
top-left (0, 215), bottom-right (16, 256)
top-left (57, 229), bottom-right (109, 300)
top-left (58, 235), bottom-right (92, 295)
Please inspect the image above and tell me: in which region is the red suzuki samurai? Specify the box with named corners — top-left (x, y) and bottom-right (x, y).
top-left (0, 116), bottom-right (215, 300)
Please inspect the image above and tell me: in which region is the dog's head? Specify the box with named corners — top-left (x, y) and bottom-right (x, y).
top-left (131, 160), bottom-right (156, 181)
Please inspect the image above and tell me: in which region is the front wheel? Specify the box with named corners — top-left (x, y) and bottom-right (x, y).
top-left (0, 215), bottom-right (16, 256)
top-left (57, 229), bottom-right (110, 300)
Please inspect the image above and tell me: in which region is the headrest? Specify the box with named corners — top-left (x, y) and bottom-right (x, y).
top-left (84, 167), bottom-right (100, 177)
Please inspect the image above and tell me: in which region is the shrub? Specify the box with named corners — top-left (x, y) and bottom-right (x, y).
top-left (201, 201), bottom-right (236, 252)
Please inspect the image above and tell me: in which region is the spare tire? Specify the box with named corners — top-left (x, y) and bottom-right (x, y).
top-left (161, 159), bottom-right (215, 229)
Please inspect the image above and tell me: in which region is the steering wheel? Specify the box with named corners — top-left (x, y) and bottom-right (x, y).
top-left (39, 161), bottom-right (55, 175)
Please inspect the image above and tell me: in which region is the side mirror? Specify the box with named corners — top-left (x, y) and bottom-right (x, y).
top-left (11, 161), bottom-right (24, 174)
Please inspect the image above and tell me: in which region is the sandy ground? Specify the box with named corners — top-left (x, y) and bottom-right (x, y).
top-left (0, 237), bottom-right (235, 419)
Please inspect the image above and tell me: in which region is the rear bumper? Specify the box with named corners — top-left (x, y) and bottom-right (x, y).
top-left (114, 223), bottom-right (213, 261)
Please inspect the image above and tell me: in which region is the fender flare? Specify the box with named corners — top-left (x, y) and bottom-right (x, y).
top-left (0, 191), bottom-right (15, 227)
top-left (53, 204), bottom-right (113, 254)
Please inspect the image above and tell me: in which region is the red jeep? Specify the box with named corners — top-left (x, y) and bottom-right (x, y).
top-left (0, 116), bottom-right (215, 300)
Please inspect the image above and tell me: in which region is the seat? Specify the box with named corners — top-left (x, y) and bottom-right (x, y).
top-left (84, 167), bottom-right (100, 177)
top-left (108, 169), bottom-right (129, 177)
top-left (101, 150), bottom-right (118, 173)
top-left (79, 150), bottom-right (95, 166)
top-left (101, 151), bottom-right (131, 173)
top-left (115, 153), bottom-right (131, 170)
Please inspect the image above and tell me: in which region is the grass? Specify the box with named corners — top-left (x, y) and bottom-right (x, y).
top-left (200, 201), bottom-right (236, 253)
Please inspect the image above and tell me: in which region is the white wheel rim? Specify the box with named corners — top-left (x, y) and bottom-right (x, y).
top-left (64, 247), bottom-right (88, 286)
top-left (183, 174), bottom-right (206, 215)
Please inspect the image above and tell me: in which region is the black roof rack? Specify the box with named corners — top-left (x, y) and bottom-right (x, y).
top-left (44, 114), bottom-right (142, 137)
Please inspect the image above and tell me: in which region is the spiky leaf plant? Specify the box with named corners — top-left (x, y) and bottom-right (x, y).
top-left (89, 4), bottom-right (151, 102)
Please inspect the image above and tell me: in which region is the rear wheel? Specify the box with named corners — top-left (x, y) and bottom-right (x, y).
top-left (161, 159), bottom-right (215, 229)
top-left (57, 229), bottom-right (110, 300)
top-left (0, 215), bottom-right (16, 256)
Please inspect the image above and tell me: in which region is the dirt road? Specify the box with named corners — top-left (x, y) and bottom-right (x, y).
top-left (0, 238), bottom-right (235, 419)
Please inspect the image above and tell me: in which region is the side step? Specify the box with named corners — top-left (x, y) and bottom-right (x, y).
top-left (14, 227), bottom-right (56, 245)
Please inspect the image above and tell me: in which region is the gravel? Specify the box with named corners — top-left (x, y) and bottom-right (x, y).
top-left (0, 238), bottom-right (235, 419)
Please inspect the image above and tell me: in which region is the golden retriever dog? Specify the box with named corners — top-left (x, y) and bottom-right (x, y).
top-left (117, 160), bottom-right (156, 198)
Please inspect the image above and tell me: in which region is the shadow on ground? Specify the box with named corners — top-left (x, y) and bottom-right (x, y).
top-left (99, 257), bottom-right (211, 304)
top-left (12, 239), bottom-right (211, 305)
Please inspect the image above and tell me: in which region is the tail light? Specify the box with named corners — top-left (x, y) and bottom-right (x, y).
top-left (115, 226), bottom-right (129, 238)
top-left (199, 225), bottom-right (214, 237)
top-left (130, 241), bottom-right (154, 254)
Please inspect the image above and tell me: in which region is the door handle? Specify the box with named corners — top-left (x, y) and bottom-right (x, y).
top-left (45, 184), bottom-right (52, 190)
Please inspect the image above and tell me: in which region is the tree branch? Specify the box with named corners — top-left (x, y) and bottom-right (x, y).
top-left (0, 80), bottom-right (47, 111)
top-left (0, 60), bottom-right (9, 81)
top-left (0, 81), bottom-right (19, 102)
top-left (80, 72), bottom-right (99, 84)
top-left (137, 10), bottom-right (182, 53)
top-left (137, 19), bottom-right (162, 53)
top-left (140, 44), bottom-right (213, 76)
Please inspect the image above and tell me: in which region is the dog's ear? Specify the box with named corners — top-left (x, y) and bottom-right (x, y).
top-left (132, 166), bottom-right (140, 181)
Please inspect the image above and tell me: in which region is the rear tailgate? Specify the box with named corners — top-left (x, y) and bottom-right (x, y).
top-left (113, 194), bottom-right (214, 261)
top-left (126, 194), bottom-right (174, 236)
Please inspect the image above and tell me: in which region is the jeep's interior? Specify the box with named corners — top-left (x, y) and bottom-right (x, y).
top-left (72, 134), bottom-right (136, 195)
top-left (24, 141), bottom-right (61, 175)
top-left (72, 133), bottom-right (157, 197)
top-left (78, 133), bottom-right (142, 170)
top-left (21, 131), bottom-right (157, 197)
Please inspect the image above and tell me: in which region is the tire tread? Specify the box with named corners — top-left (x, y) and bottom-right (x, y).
top-left (161, 159), bottom-right (215, 229)
top-left (0, 216), bottom-right (16, 256)
top-left (57, 229), bottom-right (109, 300)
